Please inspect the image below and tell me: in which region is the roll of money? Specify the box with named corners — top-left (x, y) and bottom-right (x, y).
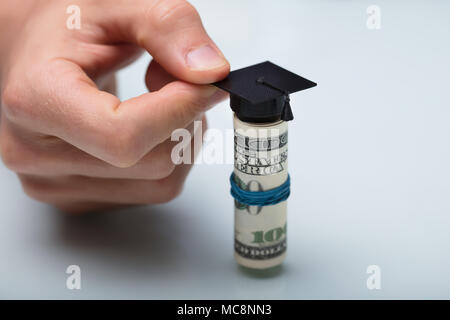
top-left (233, 115), bottom-right (288, 269)
top-left (212, 61), bottom-right (316, 269)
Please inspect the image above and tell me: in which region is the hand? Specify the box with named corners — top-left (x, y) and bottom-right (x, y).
top-left (0, 0), bottom-right (229, 213)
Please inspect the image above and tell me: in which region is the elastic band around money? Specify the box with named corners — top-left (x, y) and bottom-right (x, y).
top-left (230, 173), bottom-right (291, 207)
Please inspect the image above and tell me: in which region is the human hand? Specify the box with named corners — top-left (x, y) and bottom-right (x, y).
top-left (0, 0), bottom-right (229, 213)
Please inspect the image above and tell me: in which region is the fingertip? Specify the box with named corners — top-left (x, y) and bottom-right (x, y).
top-left (183, 57), bottom-right (230, 84)
top-left (158, 81), bottom-right (227, 111)
top-left (147, 55), bottom-right (230, 88)
top-left (186, 45), bottom-right (227, 70)
top-left (178, 42), bottom-right (229, 84)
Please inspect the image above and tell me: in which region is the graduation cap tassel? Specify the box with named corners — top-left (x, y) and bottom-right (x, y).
top-left (256, 77), bottom-right (294, 122)
top-left (281, 95), bottom-right (294, 121)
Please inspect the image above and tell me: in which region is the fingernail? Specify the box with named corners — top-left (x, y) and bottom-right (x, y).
top-left (186, 45), bottom-right (227, 70)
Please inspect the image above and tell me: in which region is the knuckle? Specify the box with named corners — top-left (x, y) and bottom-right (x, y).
top-left (158, 177), bottom-right (184, 203)
top-left (155, 154), bottom-right (177, 179)
top-left (100, 123), bottom-right (142, 168)
top-left (138, 143), bottom-right (177, 180)
top-left (0, 141), bottom-right (21, 172)
top-left (19, 175), bottom-right (49, 202)
top-left (148, 0), bottom-right (200, 32)
top-left (1, 82), bottom-right (26, 121)
top-left (0, 129), bottom-right (30, 173)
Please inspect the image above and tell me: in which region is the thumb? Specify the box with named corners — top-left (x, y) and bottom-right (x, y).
top-left (102, 0), bottom-right (230, 84)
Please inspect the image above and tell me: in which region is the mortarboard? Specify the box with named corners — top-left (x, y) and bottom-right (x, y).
top-left (213, 61), bottom-right (317, 123)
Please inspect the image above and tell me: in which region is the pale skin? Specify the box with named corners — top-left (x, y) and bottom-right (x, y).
top-left (0, 0), bottom-right (230, 213)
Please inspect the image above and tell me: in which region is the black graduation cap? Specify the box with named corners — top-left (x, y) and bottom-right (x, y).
top-left (213, 61), bottom-right (316, 123)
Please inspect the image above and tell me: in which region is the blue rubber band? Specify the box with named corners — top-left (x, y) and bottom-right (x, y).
top-left (230, 173), bottom-right (290, 207)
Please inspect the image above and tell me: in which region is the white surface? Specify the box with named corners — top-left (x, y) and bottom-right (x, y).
top-left (1, 0), bottom-right (450, 299)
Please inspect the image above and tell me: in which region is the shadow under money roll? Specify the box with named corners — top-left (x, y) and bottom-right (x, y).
top-left (214, 61), bottom-right (316, 269)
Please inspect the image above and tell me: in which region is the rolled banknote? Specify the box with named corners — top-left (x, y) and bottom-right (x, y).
top-left (232, 115), bottom-right (288, 269)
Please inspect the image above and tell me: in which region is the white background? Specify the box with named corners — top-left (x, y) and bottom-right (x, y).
top-left (1, 0), bottom-right (450, 299)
